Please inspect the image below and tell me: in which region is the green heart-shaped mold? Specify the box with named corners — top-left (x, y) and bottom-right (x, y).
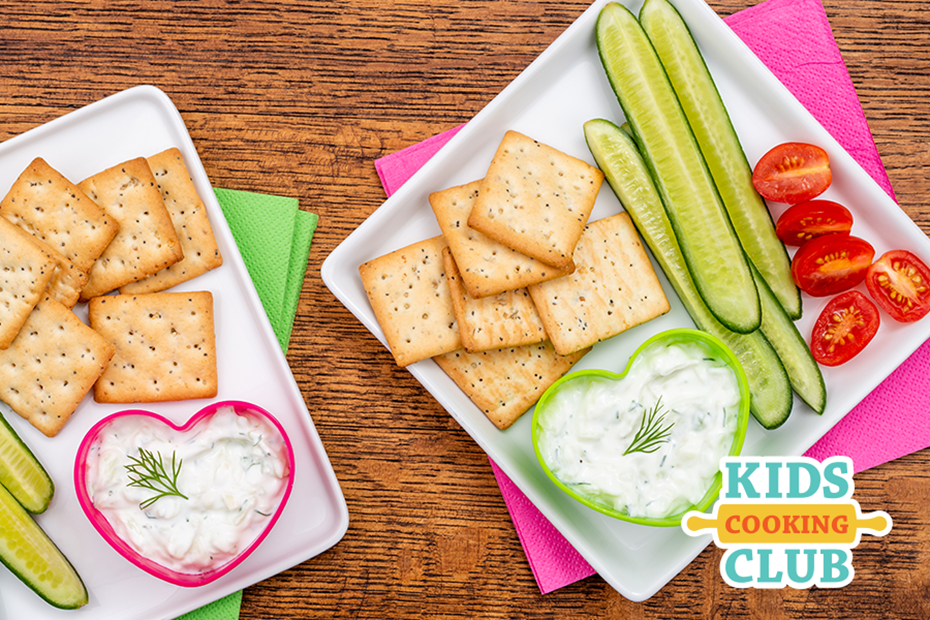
top-left (531, 328), bottom-right (751, 527)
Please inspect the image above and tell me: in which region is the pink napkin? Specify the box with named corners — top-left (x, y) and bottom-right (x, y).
top-left (375, 0), bottom-right (930, 594)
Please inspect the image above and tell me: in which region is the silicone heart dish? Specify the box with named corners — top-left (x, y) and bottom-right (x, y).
top-left (74, 400), bottom-right (295, 587)
top-left (532, 329), bottom-right (750, 527)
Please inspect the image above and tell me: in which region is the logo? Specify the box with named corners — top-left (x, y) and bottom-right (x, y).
top-left (682, 456), bottom-right (891, 589)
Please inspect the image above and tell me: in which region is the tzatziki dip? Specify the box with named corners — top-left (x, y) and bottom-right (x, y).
top-left (83, 406), bottom-right (290, 575)
top-left (536, 338), bottom-right (741, 519)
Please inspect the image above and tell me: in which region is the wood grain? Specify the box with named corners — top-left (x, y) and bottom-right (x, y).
top-left (2, 1), bottom-right (929, 618)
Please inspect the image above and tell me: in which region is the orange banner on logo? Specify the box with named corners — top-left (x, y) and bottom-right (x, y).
top-left (685, 503), bottom-right (889, 545)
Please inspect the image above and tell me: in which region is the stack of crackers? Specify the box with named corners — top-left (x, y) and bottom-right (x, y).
top-left (360, 131), bottom-right (670, 430)
top-left (0, 149), bottom-right (223, 437)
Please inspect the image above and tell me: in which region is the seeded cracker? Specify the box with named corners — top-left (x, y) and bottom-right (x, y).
top-left (433, 342), bottom-right (590, 430)
top-left (89, 291), bottom-right (217, 403)
top-left (359, 236), bottom-right (461, 367)
top-left (0, 296), bottom-right (115, 437)
top-left (0, 157), bottom-right (119, 274)
top-left (442, 247), bottom-right (547, 353)
top-left (467, 131), bottom-right (603, 268)
top-left (0, 218), bottom-right (56, 349)
top-left (528, 213), bottom-right (670, 356)
top-left (78, 158), bottom-right (183, 300)
top-left (120, 148), bottom-right (223, 294)
top-left (430, 180), bottom-right (574, 298)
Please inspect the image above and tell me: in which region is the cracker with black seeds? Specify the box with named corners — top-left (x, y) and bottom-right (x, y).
top-left (0, 296), bottom-right (115, 436)
top-left (78, 158), bottom-right (183, 300)
top-left (528, 213), bottom-right (670, 356)
top-left (467, 131), bottom-right (603, 268)
top-left (433, 342), bottom-right (590, 430)
top-left (442, 247), bottom-right (546, 353)
top-left (121, 148), bottom-right (223, 293)
top-left (0, 218), bottom-right (56, 349)
top-left (359, 236), bottom-right (461, 367)
top-left (89, 291), bottom-right (217, 403)
top-left (430, 180), bottom-right (573, 298)
top-left (0, 157), bottom-right (119, 274)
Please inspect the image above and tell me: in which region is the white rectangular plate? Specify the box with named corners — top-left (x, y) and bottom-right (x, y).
top-left (322, 0), bottom-right (930, 601)
top-left (0, 85), bottom-right (349, 619)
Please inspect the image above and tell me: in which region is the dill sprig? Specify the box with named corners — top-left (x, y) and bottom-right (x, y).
top-left (623, 397), bottom-right (674, 456)
top-left (124, 448), bottom-right (188, 510)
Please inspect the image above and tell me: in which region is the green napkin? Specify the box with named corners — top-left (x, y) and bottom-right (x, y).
top-left (174, 188), bottom-right (317, 620)
top-left (213, 188), bottom-right (318, 352)
top-left (176, 591), bottom-right (243, 620)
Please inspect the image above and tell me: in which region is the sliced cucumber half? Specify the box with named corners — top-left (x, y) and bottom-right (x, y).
top-left (0, 413), bottom-right (54, 514)
top-left (595, 2), bottom-right (760, 334)
top-left (752, 262), bottom-right (826, 414)
top-left (639, 0), bottom-right (801, 320)
top-left (0, 482), bottom-right (88, 609)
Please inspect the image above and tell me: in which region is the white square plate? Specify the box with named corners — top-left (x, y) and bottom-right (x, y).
top-left (0, 85), bottom-right (349, 618)
top-left (322, 0), bottom-right (930, 601)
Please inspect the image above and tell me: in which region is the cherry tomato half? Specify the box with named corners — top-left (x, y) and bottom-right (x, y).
top-left (810, 290), bottom-right (880, 366)
top-left (752, 142), bottom-right (832, 204)
top-left (775, 200), bottom-right (853, 246)
top-left (865, 250), bottom-right (930, 322)
top-left (791, 234), bottom-right (875, 297)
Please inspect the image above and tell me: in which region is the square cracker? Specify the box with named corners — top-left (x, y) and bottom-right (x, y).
top-left (120, 148), bottom-right (223, 294)
top-left (467, 131), bottom-right (603, 269)
top-left (0, 296), bottom-right (115, 436)
top-left (433, 342), bottom-right (590, 430)
top-left (442, 247), bottom-right (546, 353)
top-left (78, 158), bottom-right (184, 300)
top-left (430, 180), bottom-right (573, 298)
top-left (89, 291), bottom-right (217, 403)
top-left (0, 218), bottom-right (56, 349)
top-left (528, 213), bottom-right (670, 356)
top-left (359, 236), bottom-right (461, 367)
top-left (0, 157), bottom-right (119, 273)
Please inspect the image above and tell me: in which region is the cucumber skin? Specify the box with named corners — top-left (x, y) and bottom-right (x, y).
top-left (0, 413), bottom-right (54, 514)
top-left (752, 263), bottom-right (827, 414)
top-left (595, 2), bottom-right (761, 334)
top-left (0, 483), bottom-right (88, 609)
top-left (639, 0), bottom-right (801, 320)
top-left (584, 118), bottom-right (792, 429)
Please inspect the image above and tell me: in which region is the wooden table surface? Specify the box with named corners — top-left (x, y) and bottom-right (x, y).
top-left (2, 1), bottom-right (929, 618)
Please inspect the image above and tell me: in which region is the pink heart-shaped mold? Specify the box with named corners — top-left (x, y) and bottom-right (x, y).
top-left (74, 400), bottom-right (295, 587)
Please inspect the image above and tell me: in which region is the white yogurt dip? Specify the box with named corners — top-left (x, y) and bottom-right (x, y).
top-left (536, 339), bottom-right (740, 519)
top-left (83, 406), bottom-right (290, 574)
